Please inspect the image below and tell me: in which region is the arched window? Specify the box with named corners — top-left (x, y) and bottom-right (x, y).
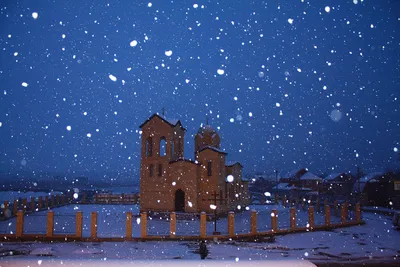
top-left (146, 137), bottom-right (153, 157)
top-left (171, 139), bottom-right (174, 158)
top-left (160, 137), bottom-right (166, 156)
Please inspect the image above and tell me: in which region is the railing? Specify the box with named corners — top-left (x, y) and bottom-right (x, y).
top-left (93, 193), bottom-right (140, 204)
top-left (0, 202), bottom-right (363, 242)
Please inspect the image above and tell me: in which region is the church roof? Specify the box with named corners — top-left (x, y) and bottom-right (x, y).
top-left (226, 161), bottom-right (243, 168)
top-left (139, 113), bottom-right (186, 130)
top-left (198, 146), bottom-right (227, 154)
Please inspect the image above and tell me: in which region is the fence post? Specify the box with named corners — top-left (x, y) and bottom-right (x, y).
top-left (76, 211), bottom-right (83, 238)
top-left (140, 212), bottom-right (147, 238)
top-left (325, 205), bottom-right (331, 226)
top-left (341, 204), bottom-right (346, 224)
top-left (308, 206), bottom-right (315, 230)
top-left (355, 203), bottom-right (361, 221)
top-left (271, 209), bottom-right (278, 232)
top-left (13, 200), bottom-right (18, 216)
top-left (50, 195), bottom-right (55, 208)
top-left (170, 212), bottom-right (176, 237)
top-left (3, 201), bottom-right (9, 217)
top-left (44, 196), bottom-right (48, 209)
top-left (290, 207), bottom-right (296, 229)
top-left (228, 212), bottom-right (235, 237)
top-left (46, 211), bottom-right (54, 237)
top-left (251, 210), bottom-right (257, 234)
top-left (200, 212), bottom-right (206, 238)
top-left (126, 211), bottom-right (132, 240)
top-left (91, 212), bottom-right (97, 239)
top-left (16, 210), bottom-right (24, 237)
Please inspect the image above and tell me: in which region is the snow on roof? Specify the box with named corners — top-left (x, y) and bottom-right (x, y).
top-left (272, 183), bottom-right (292, 190)
top-left (300, 172), bottom-right (322, 180)
top-left (352, 172), bottom-right (385, 192)
top-left (323, 173), bottom-right (343, 182)
top-left (198, 146), bottom-right (227, 154)
top-left (226, 161), bottom-right (242, 167)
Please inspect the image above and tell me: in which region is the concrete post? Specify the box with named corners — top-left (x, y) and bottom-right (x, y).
top-left (325, 205), bottom-right (331, 226)
top-left (251, 210), bottom-right (257, 234)
top-left (355, 203), bottom-right (361, 221)
top-left (126, 211), bottom-right (132, 240)
top-left (30, 197), bottom-right (35, 212)
top-left (271, 209), bottom-right (278, 232)
top-left (22, 199), bottom-right (27, 212)
top-left (13, 200), bottom-right (18, 216)
top-left (200, 212), bottom-right (206, 238)
top-left (46, 211), bottom-right (54, 237)
top-left (170, 212), bottom-right (176, 237)
top-left (76, 211), bottom-right (83, 238)
top-left (38, 196), bottom-right (43, 210)
top-left (140, 212), bottom-right (147, 238)
top-left (341, 204), bottom-right (346, 224)
top-left (16, 210), bottom-right (24, 237)
top-left (3, 201), bottom-right (9, 217)
top-left (228, 212), bottom-right (235, 237)
top-left (91, 212), bottom-right (98, 239)
top-left (308, 206), bottom-right (315, 229)
top-left (290, 207), bottom-right (296, 229)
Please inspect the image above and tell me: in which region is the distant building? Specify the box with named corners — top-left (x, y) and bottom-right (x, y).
top-left (322, 172), bottom-right (353, 196)
top-left (353, 172), bottom-right (400, 208)
top-left (139, 113), bottom-right (250, 214)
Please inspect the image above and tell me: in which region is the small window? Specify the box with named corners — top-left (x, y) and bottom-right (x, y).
top-left (146, 137), bottom-right (153, 157)
top-left (160, 137), bottom-right (166, 156)
top-left (207, 161), bottom-right (212, 176)
top-left (149, 164), bottom-right (154, 177)
top-left (158, 164), bottom-right (162, 177)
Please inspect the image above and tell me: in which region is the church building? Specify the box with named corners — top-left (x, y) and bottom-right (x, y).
top-left (139, 113), bottom-right (250, 214)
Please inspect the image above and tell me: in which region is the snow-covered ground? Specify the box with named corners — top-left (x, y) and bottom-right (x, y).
top-left (0, 211), bottom-right (398, 264)
top-left (0, 204), bottom-right (398, 264)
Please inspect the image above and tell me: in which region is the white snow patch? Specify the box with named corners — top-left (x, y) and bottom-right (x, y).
top-left (73, 248), bottom-right (104, 255)
top-left (30, 247), bottom-right (54, 256)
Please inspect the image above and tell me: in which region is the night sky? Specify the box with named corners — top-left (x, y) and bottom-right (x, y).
top-left (0, 0), bottom-right (399, 181)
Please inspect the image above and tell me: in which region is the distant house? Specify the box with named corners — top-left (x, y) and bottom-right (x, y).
top-left (280, 168), bottom-right (308, 183)
top-left (322, 172), bottom-right (353, 196)
top-left (353, 172), bottom-right (399, 208)
top-left (298, 172), bottom-right (322, 191)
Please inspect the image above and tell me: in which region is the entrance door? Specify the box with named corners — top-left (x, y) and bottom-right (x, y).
top-left (175, 189), bottom-right (185, 212)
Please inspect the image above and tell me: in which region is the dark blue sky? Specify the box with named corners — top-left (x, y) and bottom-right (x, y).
top-left (0, 0), bottom-right (399, 180)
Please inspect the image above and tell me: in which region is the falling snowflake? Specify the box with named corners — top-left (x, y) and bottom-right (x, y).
top-left (32, 12), bottom-right (38, 19)
top-left (109, 74), bottom-right (117, 82)
top-left (227, 175), bottom-right (234, 182)
top-left (66, 125), bottom-right (71, 131)
top-left (21, 82), bottom-right (28, 87)
top-left (217, 69), bottom-right (225, 75)
top-left (130, 40), bottom-right (138, 47)
top-left (325, 6), bottom-right (331, 13)
top-left (165, 50), bottom-right (173, 57)
top-left (288, 18), bottom-right (294, 24)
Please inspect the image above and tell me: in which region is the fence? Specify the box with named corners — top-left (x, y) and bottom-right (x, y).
top-left (0, 202), bottom-right (363, 242)
top-left (1, 194), bottom-right (74, 220)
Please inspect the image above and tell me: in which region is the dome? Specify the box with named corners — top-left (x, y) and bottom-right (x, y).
top-left (197, 125), bottom-right (218, 136)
